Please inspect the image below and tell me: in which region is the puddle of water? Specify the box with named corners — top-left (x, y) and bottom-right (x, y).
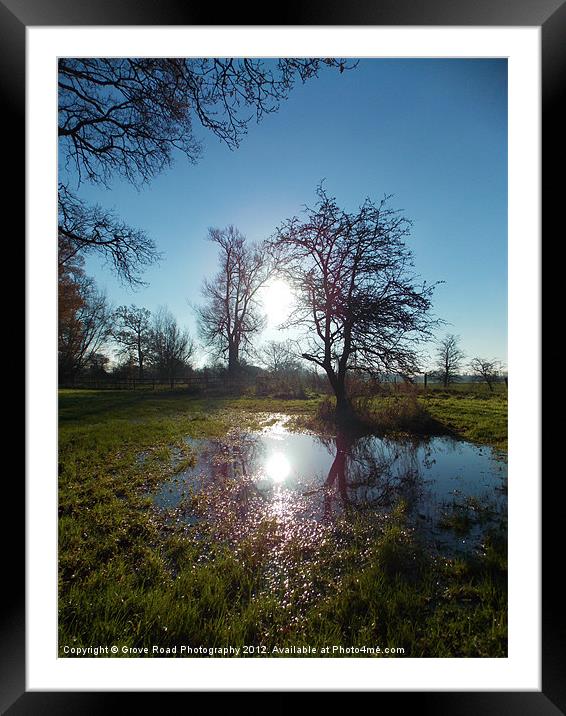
top-left (152, 418), bottom-right (507, 556)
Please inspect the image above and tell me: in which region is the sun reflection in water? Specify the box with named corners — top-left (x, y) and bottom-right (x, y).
top-left (265, 452), bottom-right (291, 483)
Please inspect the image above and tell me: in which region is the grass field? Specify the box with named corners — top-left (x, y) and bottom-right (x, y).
top-left (58, 387), bottom-right (507, 657)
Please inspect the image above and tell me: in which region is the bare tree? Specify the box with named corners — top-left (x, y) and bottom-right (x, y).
top-left (261, 339), bottom-right (300, 375)
top-left (433, 334), bottom-right (465, 387)
top-left (148, 307), bottom-right (194, 388)
top-left (58, 58), bottom-right (354, 286)
top-left (58, 277), bottom-right (113, 382)
top-left (469, 357), bottom-right (503, 392)
top-left (270, 185), bottom-right (439, 420)
top-left (196, 227), bottom-right (271, 376)
top-left (112, 305), bottom-right (152, 379)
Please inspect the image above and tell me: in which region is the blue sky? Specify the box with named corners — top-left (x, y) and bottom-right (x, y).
top-left (67, 58), bottom-right (508, 369)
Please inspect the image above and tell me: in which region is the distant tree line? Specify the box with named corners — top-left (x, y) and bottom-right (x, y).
top-left (428, 334), bottom-right (506, 390)
top-left (59, 300), bottom-right (193, 388)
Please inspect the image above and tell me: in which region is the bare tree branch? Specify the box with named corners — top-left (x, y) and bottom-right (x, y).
top-left (58, 186), bottom-right (162, 287)
top-left (59, 58), bottom-right (356, 188)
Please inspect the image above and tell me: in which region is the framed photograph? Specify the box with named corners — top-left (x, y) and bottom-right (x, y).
top-left (9, 0), bottom-right (556, 709)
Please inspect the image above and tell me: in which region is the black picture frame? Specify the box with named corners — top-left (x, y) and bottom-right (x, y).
top-left (8, 0), bottom-right (556, 710)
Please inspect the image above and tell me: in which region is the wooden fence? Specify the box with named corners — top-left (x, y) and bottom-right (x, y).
top-left (59, 375), bottom-right (273, 393)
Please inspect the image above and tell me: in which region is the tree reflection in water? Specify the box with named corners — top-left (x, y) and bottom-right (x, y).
top-left (319, 431), bottom-right (425, 521)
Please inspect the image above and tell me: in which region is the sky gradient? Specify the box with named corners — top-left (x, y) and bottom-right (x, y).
top-left (65, 58), bottom-right (508, 369)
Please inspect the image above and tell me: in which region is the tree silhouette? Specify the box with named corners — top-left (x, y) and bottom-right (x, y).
top-left (469, 357), bottom-right (503, 392)
top-left (58, 276), bottom-right (112, 381)
top-left (433, 334), bottom-right (465, 387)
top-left (271, 185), bottom-right (439, 419)
top-left (112, 305), bottom-right (153, 378)
top-left (148, 307), bottom-right (194, 388)
top-left (196, 226), bottom-right (271, 376)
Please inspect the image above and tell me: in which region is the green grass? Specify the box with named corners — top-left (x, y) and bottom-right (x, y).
top-left (306, 387), bottom-right (507, 450)
top-left (419, 392), bottom-right (507, 450)
top-left (59, 388), bottom-right (507, 657)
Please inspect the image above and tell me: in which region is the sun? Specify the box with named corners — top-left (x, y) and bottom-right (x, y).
top-left (261, 279), bottom-right (295, 326)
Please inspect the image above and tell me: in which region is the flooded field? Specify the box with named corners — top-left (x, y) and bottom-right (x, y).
top-left (59, 390), bottom-right (509, 657)
top-left (153, 417), bottom-right (507, 557)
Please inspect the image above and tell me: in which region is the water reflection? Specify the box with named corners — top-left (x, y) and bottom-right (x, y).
top-left (265, 452), bottom-right (291, 483)
top-left (319, 432), bottom-right (429, 522)
top-left (322, 432), bottom-right (349, 516)
top-left (152, 420), bottom-right (507, 556)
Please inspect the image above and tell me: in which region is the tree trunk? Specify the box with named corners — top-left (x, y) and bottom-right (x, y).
top-left (137, 343), bottom-right (144, 380)
top-left (228, 342), bottom-right (239, 376)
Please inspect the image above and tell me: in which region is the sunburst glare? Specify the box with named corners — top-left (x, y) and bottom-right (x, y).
top-left (261, 279), bottom-right (295, 326)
